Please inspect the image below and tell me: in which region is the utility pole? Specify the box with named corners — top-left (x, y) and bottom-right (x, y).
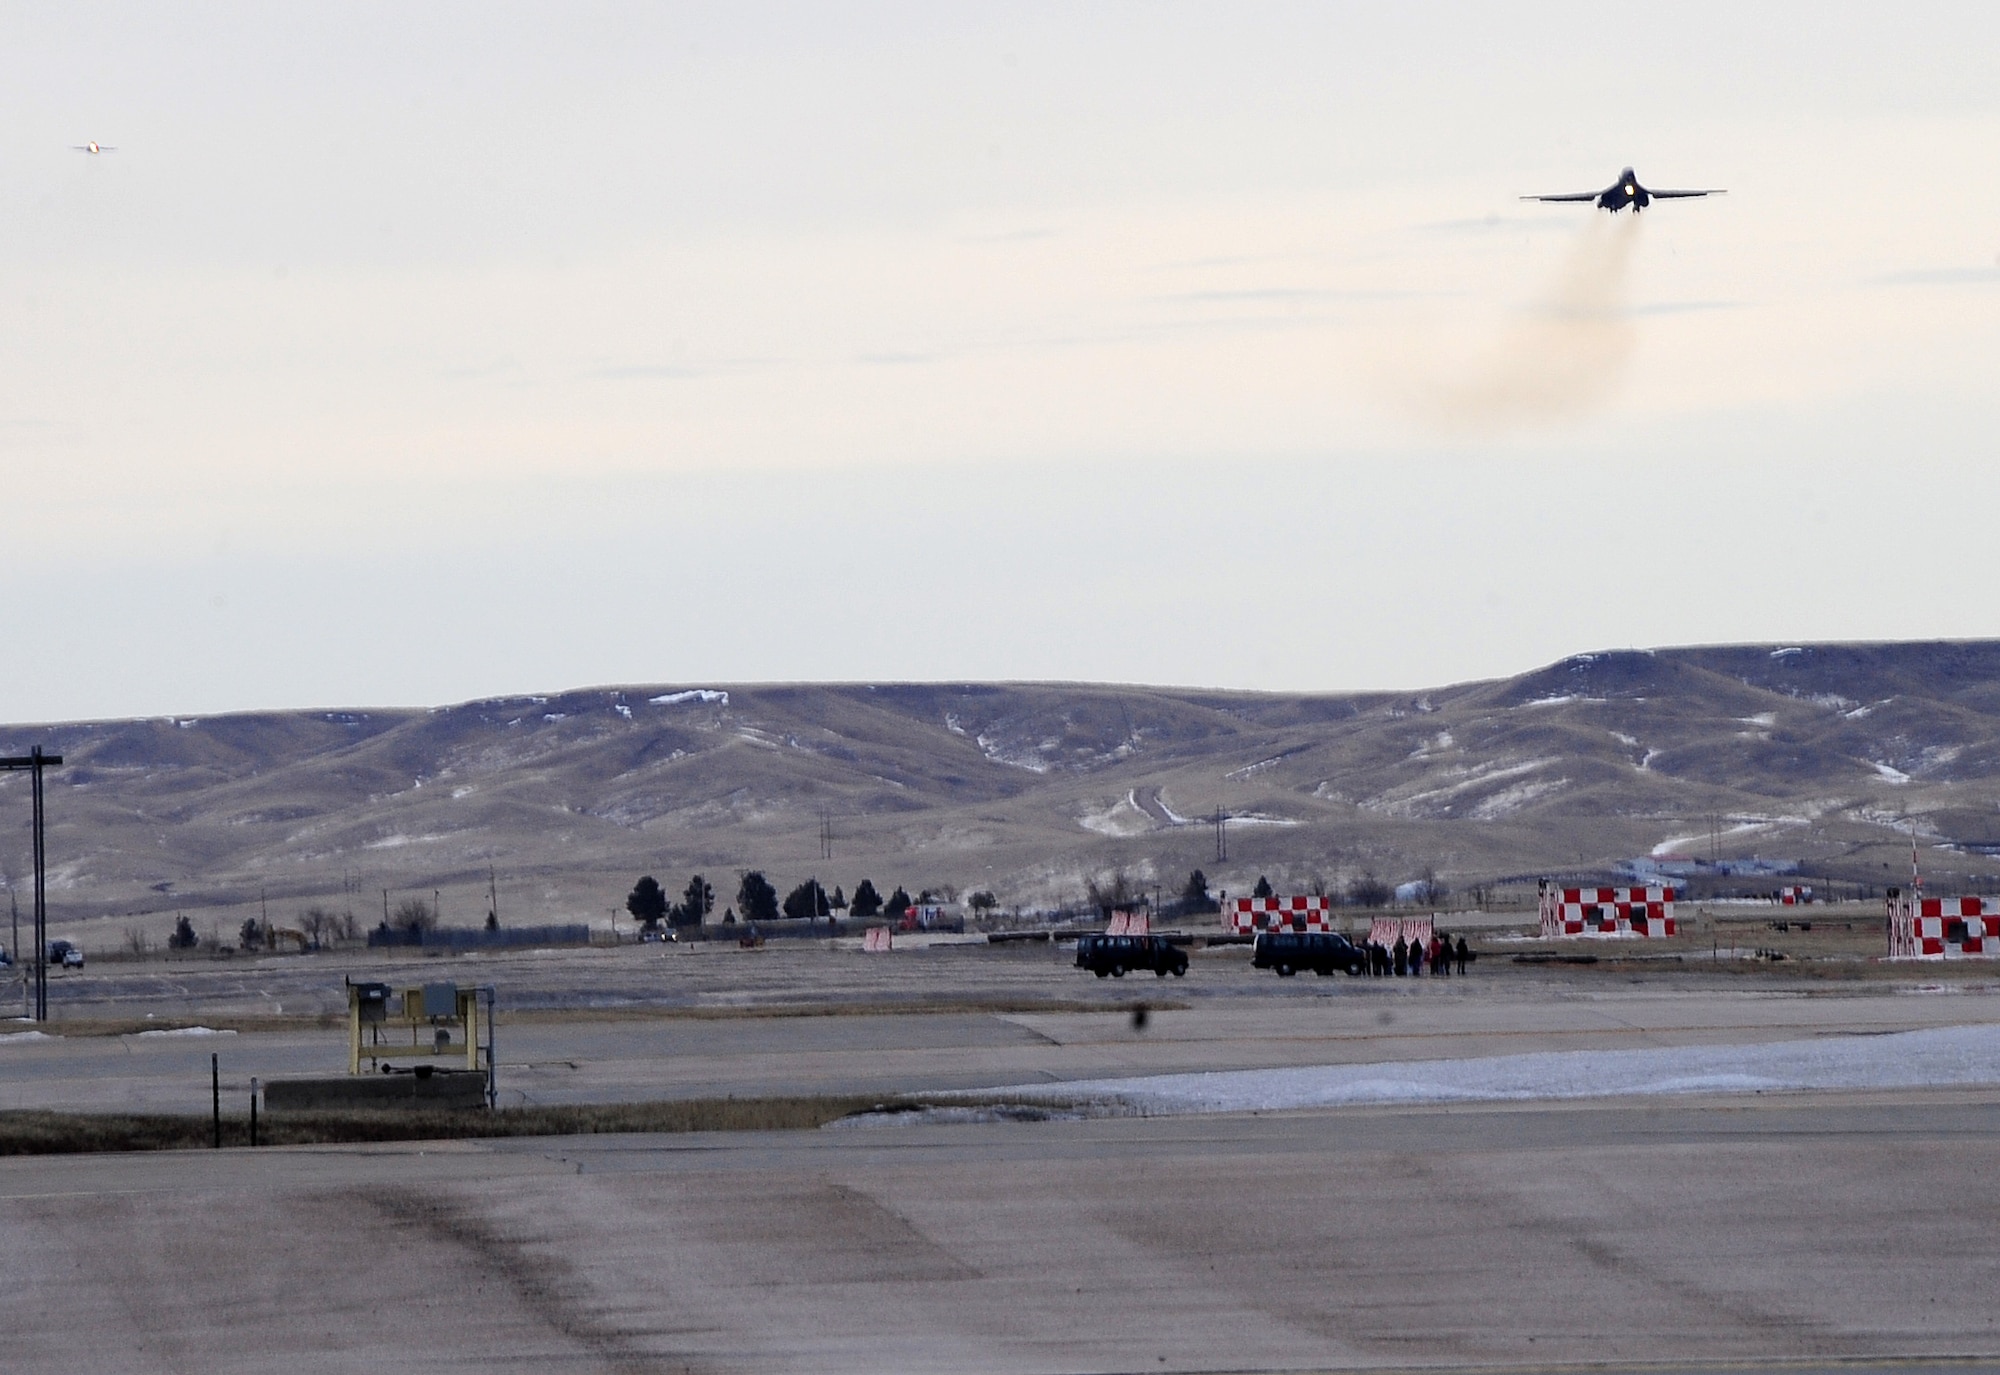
top-left (1213, 808), bottom-right (1228, 864)
top-left (10, 888), bottom-right (20, 1019)
top-left (1, 748), bottom-right (63, 1022)
top-left (488, 866), bottom-right (499, 925)
top-left (820, 814), bottom-right (833, 862)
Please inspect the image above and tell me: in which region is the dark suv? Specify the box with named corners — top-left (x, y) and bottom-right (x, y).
top-left (1075, 933), bottom-right (1188, 978)
top-left (1252, 931), bottom-right (1366, 977)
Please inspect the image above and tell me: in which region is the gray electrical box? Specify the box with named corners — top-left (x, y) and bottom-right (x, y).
top-left (421, 982), bottom-right (459, 1019)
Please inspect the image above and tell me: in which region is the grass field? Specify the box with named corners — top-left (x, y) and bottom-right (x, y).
top-left (0, 1093), bottom-right (927, 1155)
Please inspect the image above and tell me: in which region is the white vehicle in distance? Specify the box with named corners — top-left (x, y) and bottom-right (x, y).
top-left (45, 940), bottom-right (84, 969)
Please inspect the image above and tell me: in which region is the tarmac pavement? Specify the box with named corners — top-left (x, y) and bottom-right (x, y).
top-left (3, 1091), bottom-right (1999, 1373)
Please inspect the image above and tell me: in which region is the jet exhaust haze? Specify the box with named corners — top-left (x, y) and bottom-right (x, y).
top-left (1385, 214), bottom-right (1642, 434)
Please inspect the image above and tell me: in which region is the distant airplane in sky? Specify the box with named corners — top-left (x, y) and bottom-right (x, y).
top-left (71, 141), bottom-right (115, 154)
top-left (1523, 167), bottom-right (1723, 212)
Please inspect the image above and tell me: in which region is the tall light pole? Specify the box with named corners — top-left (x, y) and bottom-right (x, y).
top-left (1, 748), bottom-right (63, 1022)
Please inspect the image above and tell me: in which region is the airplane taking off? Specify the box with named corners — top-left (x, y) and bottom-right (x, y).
top-left (1523, 167), bottom-right (1723, 212)
top-left (71, 141), bottom-right (116, 154)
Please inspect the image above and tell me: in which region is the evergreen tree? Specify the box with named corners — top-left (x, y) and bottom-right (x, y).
top-left (783, 879), bottom-right (832, 920)
top-left (736, 871), bottom-right (780, 923)
top-left (674, 874), bottom-right (715, 928)
top-left (884, 885), bottom-right (913, 918)
top-left (625, 875), bottom-right (669, 931)
top-left (849, 879), bottom-right (883, 917)
top-left (1252, 875), bottom-right (1274, 899)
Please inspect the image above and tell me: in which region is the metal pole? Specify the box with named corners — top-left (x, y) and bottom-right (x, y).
top-left (250, 1077), bottom-right (258, 1147)
top-left (211, 1053), bottom-right (221, 1148)
top-left (483, 986), bottom-right (497, 1110)
top-left (32, 749), bottom-right (47, 1023)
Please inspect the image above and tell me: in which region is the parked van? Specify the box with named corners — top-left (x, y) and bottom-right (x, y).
top-left (1075, 933), bottom-right (1188, 978)
top-left (1251, 931), bottom-right (1364, 977)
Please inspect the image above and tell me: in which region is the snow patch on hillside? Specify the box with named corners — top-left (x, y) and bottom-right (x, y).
top-left (1362, 757), bottom-right (1560, 819)
top-left (1225, 755), bottom-right (1287, 781)
top-left (1079, 791), bottom-right (1154, 837)
top-left (651, 690), bottom-right (728, 706)
top-left (1468, 778), bottom-right (1567, 820)
top-left (975, 733), bottom-right (1050, 773)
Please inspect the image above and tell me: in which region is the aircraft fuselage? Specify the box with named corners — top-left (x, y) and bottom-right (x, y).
top-left (1599, 172), bottom-right (1648, 212)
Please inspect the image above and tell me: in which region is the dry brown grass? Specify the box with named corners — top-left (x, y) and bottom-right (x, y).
top-left (0, 1094), bottom-right (922, 1156)
top-left (31, 997), bottom-right (1187, 1039)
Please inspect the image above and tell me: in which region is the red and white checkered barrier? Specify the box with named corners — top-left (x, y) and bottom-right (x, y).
top-left (1227, 895), bottom-right (1332, 934)
top-left (1365, 916), bottom-right (1434, 949)
top-left (1539, 883), bottom-right (1677, 939)
top-left (1888, 894), bottom-right (2000, 960)
top-left (1105, 909), bottom-right (1151, 936)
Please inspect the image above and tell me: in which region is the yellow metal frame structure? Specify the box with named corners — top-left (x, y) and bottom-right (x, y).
top-left (347, 980), bottom-right (487, 1077)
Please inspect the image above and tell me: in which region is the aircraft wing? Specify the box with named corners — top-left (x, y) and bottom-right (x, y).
top-left (1648, 188), bottom-right (1724, 199)
top-left (1521, 192), bottom-right (1600, 202)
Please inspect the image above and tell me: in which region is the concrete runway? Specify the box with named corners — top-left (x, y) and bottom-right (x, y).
top-left (9, 947), bottom-right (2000, 1371)
top-left (4, 1091), bottom-right (2000, 1373)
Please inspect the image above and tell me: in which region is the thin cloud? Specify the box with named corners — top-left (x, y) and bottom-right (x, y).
top-left (1157, 287), bottom-right (1436, 305)
top-left (1868, 266), bottom-right (2000, 287)
top-left (1631, 300), bottom-right (1744, 316)
top-left (584, 358), bottom-right (782, 381)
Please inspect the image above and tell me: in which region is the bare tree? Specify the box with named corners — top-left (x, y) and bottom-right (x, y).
top-left (1410, 867), bottom-right (1450, 908)
top-left (392, 897), bottom-right (436, 934)
top-left (299, 906), bottom-right (339, 950)
top-left (1346, 871), bottom-right (1392, 909)
top-left (1085, 871), bottom-right (1138, 916)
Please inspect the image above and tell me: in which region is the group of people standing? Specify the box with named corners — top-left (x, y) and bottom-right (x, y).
top-left (1361, 931), bottom-right (1470, 977)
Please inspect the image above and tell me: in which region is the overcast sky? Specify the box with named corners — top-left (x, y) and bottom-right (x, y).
top-left (3, 2), bottom-right (1996, 723)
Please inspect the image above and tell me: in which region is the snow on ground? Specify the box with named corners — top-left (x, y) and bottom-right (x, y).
top-left (1079, 791), bottom-right (1153, 837)
top-left (945, 1026), bottom-right (2000, 1117)
top-left (133, 1026), bottom-right (236, 1039)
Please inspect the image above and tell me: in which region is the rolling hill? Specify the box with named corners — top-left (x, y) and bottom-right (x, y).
top-left (7, 640), bottom-right (2000, 937)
